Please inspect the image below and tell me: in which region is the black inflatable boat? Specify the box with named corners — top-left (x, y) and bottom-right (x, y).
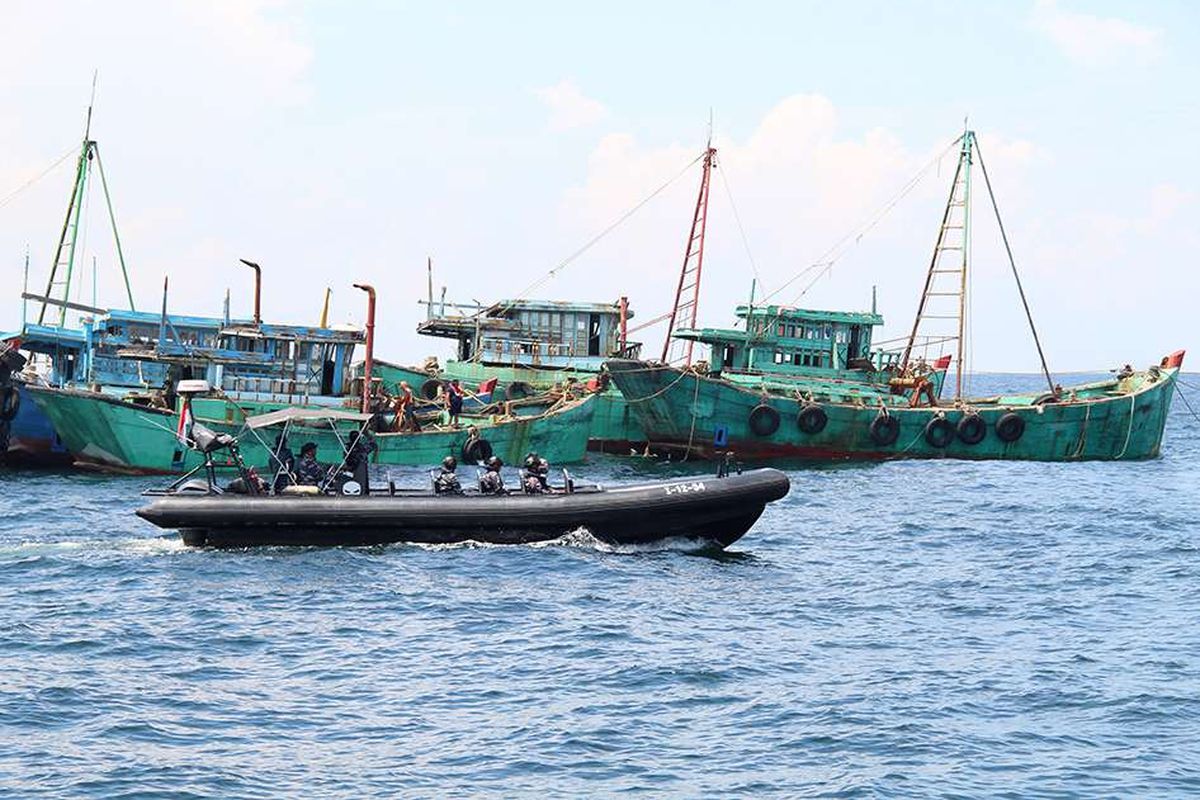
top-left (136, 468), bottom-right (790, 549)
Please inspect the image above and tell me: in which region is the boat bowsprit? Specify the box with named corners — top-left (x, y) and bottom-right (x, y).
top-left (136, 468), bottom-right (790, 549)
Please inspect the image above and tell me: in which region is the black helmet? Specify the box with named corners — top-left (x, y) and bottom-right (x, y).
top-left (486, 456), bottom-right (502, 471)
top-left (442, 455), bottom-right (457, 470)
top-left (523, 451), bottom-right (539, 466)
top-left (301, 442), bottom-right (318, 456)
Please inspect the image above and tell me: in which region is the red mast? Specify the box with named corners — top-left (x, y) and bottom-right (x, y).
top-left (661, 145), bottom-right (716, 365)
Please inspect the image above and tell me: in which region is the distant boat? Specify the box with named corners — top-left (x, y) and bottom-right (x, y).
top-left (605, 130), bottom-right (1184, 462)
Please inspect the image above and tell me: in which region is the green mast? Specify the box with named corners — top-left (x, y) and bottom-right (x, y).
top-left (37, 76), bottom-right (136, 326)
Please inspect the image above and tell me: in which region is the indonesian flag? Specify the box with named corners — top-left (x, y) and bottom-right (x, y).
top-left (176, 402), bottom-right (193, 445)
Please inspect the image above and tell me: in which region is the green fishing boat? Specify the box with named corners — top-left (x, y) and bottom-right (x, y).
top-left (605, 131), bottom-right (1185, 462)
top-left (26, 383), bottom-right (594, 474)
top-left (366, 295), bottom-right (648, 453)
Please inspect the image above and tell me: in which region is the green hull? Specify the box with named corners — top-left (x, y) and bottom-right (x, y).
top-left (27, 387), bottom-right (595, 474)
top-left (369, 359), bottom-right (646, 450)
top-left (604, 359), bottom-right (1180, 462)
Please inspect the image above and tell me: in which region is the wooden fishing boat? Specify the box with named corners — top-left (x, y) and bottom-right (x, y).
top-left (605, 130), bottom-right (1184, 462)
top-left (606, 354), bottom-right (1183, 461)
top-left (24, 381), bottom-right (596, 474)
top-left (366, 293), bottom-right (649, 453)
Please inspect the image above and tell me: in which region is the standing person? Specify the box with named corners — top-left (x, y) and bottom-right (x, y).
top-left (393, 381), bottom-right (416, 432)
top-left (295, 442), bottom-right (328, 487)
top-left (446, 379), bottom-right (465, 427)
top-left (344, 430), bottom-right (376, 494)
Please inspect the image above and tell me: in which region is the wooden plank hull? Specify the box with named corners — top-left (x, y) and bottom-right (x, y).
top-left (25, 386), bottom-right (595, 474)
top-left (604, 359), bottom-right (1180, 462)
top-left (370, 358), bottom-right (648, 450)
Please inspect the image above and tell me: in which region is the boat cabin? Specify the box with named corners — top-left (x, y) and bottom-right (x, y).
top-left (204, 322), bottom-right (363, 400)
top-left (5, 311), bottom-right (362, 403)
top-left (674, 304), bottom-right (890, 377)
top-left (5, 309), bottom-right (233, 390)
top-left (417, 298), bottom-right (640, 371)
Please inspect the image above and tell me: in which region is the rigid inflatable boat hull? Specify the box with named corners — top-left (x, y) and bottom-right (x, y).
top-left (137, 468), bottom-right (790, 549)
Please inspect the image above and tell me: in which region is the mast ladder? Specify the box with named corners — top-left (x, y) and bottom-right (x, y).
top-left (661, 145), bottom-right (716, 366)
top-left (900, 131), bottom-right (974, 399)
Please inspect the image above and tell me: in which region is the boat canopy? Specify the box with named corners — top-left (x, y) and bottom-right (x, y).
top-left (244, 407), bottom-right (373, 429)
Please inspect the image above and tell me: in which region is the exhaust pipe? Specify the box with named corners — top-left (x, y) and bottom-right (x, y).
top-left (239, 259), bottom-right (262, 325)
top-left (353, 283), bottom-right (376, 414)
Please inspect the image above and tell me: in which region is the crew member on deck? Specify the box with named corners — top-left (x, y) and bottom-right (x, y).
top-left (434, 455), bottom-right (464, 495)
top-left (479, 456), bottom-right (506, 495)
top-left (446, 379), bottom-right (465, 427)
top-left (295, 442), bottom-right (328, 487)
top-left (393, 381), bottom-right (417, 432)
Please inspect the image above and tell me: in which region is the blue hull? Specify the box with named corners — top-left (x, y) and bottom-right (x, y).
top-left (3, 384), bottom-right (73, 466)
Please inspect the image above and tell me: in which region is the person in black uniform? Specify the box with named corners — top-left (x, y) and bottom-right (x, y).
top-left (434, 455), bottom-right (463, 495)
top-left (295, 442), bottom-right (328, 487)
top-left (344, 430), bottom-right (376, 494)
top-left (269, 433), bottom-right (296, 494)
top-left (479, 456), bottom-right (506, 495)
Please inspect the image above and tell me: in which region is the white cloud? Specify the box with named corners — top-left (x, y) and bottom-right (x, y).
top-left (1030, 0), bottom-right (1162, 67)
top-left (534, 79), bottom-right (608, 132)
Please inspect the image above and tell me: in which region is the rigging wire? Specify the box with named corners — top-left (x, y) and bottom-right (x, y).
top-left (0, 146), bottom-right (77, 210)
top-left (716, 162), bottom-right (763, 291)
top-left (973, 137), bottom-right (1055, 394)
top-left (760, 133), bottom-right (965, 308)
top-left (495, 151), bottom-right (706, 317)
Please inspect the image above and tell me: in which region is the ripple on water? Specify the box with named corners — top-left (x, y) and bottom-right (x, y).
top-left (1, 379), bottom-right (1200, 796)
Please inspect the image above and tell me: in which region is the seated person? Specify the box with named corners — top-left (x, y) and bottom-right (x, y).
top-left (523, 451), bottom-right (550, 490)
top-left (522, 470), bottom-right (547, 495)
top-left (434, 455), bottom-right (464, 495)
top-left (479, 456), bottom-right (506, 495)
top-left (295, 442), bottom-right (328, 487)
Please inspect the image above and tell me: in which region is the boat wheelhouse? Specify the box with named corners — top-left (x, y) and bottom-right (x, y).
top-left (675, 304), bottom-right (890, 378)
top-left (416, 297), bottom-right (641, 370)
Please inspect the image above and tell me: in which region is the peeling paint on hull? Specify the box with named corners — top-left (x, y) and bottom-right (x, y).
top-left (605, 360), bottom-right (1179, 463)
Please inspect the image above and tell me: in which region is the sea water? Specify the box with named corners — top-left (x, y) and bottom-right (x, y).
top-left (1, 373), bottom-right (1198, 797)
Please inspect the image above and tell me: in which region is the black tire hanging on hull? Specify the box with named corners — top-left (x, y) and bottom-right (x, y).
top-left (956, 412), bottom-right (986, 445)
top-left (996, 412), bottom-right (1025, 443)
top-left (869, 413), bottom-right (900, 446)
top-left (924, 416), bottom-right (955, 448)
top-left (749, 404), bottom-right (780, 437)
top-left (797, 404), bottom-right (827, 435)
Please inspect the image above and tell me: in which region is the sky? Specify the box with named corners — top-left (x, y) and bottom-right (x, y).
top-left (0, 0), bottom-right (1196, 372)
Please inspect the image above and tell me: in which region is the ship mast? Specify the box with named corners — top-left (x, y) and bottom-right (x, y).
top-left (37, 76), bottom-right (136, 326)
top-left (900, 130), bottom-right (973, 399)
top-left (900, 129), bottom-right (1054, 399)
top-left (661, 143), bottom-right (716, 365)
